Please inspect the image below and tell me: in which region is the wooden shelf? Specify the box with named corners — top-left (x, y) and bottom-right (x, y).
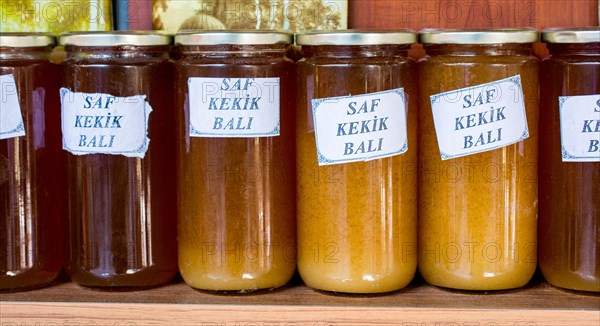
top-left (2, 1), bottom-right (599, 325)
top-left (2, 275), bottom-right (599, 325)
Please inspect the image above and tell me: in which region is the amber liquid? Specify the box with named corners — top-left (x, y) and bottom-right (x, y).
top-left (418, 45), bottom-right (539, 290)
top-left (63, 47), bottom-right (177, 287)
top-left (539, 43), bottom-right (600, 292)
top-left (176, 45), bottom-right (296, 291)
top-left (296, 45), bottom-right (418, 293)
top-left (0, 50), bottom-right (64, 290)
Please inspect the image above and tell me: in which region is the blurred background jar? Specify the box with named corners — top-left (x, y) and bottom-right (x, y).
top-left (296, 31), bottom-right (418, 293)
top-left (175, 31), bottom-right (296, 292)
top-left (60, 32), bottom-right (177, 288)
top-left (418, 29), bottom-right (539, 291)
top-left (0, 33), bottom-right (64, 291)
top-left (539, 27), bottom-right (600, 292)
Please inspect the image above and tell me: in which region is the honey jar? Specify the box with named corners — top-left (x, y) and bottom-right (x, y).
top-left (418, 29), bottom-right (539, 290)
top-left (175, 31), bottom-right (297, 292)
top-left (0, 33), bottom-right (63, 291)
top-left (60, 32), bottom-right (178, 288)
top-left (539, 27), bottom-right (600, 292)
top-left (296, 30), bottom-right (418, 293)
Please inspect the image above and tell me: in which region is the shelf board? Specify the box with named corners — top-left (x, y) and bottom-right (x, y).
top-left (2, 275), bottom-right (599, 325)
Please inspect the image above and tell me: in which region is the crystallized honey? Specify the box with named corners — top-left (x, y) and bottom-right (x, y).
top-left (418, 29), bottom-right (539, 291)
top-left (296, 31), bottom-right (418, 293)
top-left (175, 31), bottom-right (297, 292)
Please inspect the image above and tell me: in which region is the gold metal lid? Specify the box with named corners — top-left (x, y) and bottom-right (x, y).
top-left (542, 27), bottom-right (600, 43)
top-left (175, 30), bottom-right (293, 45)
top-left (59, 31), bottom-right (172, 47)
top-left (0, 33), bottom-right (56, 48)
top-left (296, 30), bottom-right (417, 45)
top-left (419, 28), bottom-right (539, 44)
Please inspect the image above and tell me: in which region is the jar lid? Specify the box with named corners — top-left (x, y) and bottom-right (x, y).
top-left (542, 27), bottom-right (600, 43)
top-left (0, 33), bottom-right (56, 47)
top-left (419, 28), bottom-right (539, 44)
top-left (59, 31), bottom-right (172, 47)
top-left (296, 30), bottom-right (417, 45)
top-left (175, 30), bottom-right (293, 45)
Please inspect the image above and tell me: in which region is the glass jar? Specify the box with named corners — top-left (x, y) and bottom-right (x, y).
top-left (539, 28), bottom-right (600, 292)
top-left (59, 32), bottom-right (177, 288)
top-left (175, 31), bottom-right (296, 292)
top-left (0, 33), bottom-right (63, 291)
top-left (296, 31), bottom-right (418, 293)
top-left (418, 29), bottom-right (539, 290)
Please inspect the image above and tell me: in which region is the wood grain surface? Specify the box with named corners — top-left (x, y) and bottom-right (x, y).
top-left (349, 0), bottom-right (599, 58)
top-left (2, 276), bottom-right (599, 325)
top-left (1, 275), bottom-right (598, 309)
top-left (349, 0), bottom-right (599, 29)
top-left (2, 302), bottom-right (599, 326)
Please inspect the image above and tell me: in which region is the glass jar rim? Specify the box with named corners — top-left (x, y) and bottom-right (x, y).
top-left (542, 27), bottom-right (600, 43)
top-left (59, 31), bottom-right (172, 47)
top-left (0, 32), bottom-right (56, 48)
top-left (419, 28), bottom-right (538, 44)
top-left (175, 30), bottom-right (292, 46)
top-left (296, 29), bottom-right (416, 46)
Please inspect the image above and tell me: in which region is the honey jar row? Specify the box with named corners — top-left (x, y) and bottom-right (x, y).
top-left (1, 29), bottom-right (598, 293)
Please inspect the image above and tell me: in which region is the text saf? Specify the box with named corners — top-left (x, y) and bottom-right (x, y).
top-left (77, 95), bottom-right (121, 148)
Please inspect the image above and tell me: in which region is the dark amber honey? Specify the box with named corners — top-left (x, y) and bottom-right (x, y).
top-left (0, 34), bottom-right (63, 291)
top-left (539, 28), bottom-right (600, 292)
top-left (60, 32), bottom-right (177, 288)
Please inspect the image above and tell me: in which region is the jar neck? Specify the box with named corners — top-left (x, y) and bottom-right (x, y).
top-left (424, 43), bottom-right (533, 56)
top-left (0, 46), bottom-right (53, 60)
top-left (301, 45), bottom-right (410, 58)
top-left (547, 43), bottom-right (600, 56)
top-left (64, 45), bottom-right (170, 60)
top-left (178, 44), bottom-right (289, 59)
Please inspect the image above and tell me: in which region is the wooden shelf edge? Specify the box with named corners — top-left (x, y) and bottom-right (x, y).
top-left (2, 301), bottom-right (599, 326)
top-left (2, 277), bottom-right (598, 325)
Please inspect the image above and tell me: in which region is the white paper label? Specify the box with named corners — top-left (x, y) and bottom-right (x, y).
top-left (60, 88), bottom-right (152, 158)
top-left (311, 88), bottom-right (408, 166)
top-left (0, 74), bottom-right (25, 140)
top-left (430, 75), bottom-right (529, 160)
top-left (559, 94), bottom-right (600, 162)
top-left (188, 77), bottom-right (280, 137)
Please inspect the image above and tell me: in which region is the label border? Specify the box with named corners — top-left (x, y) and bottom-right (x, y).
top-left (189, 121), bottom-right (281, 138)
top-left (187, 77), bottom-right (281, 138)
top-left (60, 88), bottom-right (151, 156)
top-left (0, 74), bottom-right (26, 140)
top-left (0, 122), bottom-right (24, 138)
top-left (559, 95), bottom-right (600, 162)
top-left (311, 88), bottom-right (408, 165)
top-left (430, 75), bottom-right (529, 160)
